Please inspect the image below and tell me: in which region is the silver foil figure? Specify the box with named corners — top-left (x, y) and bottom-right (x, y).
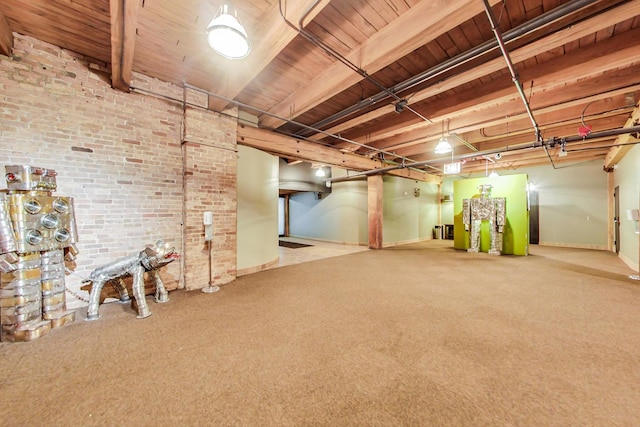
top-left (462, 184), bottom-right (506, 255)
top-left (0, 165), bottom-right (79, 342)
top-left (85, 240), bottom-right (179, 321)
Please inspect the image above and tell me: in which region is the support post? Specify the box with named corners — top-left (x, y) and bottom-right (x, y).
top-left (367, 175), bottom-right (383, 249)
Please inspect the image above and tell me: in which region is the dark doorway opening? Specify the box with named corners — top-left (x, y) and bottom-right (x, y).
top-left (529, 189), bottom-right (539, 245)
top-left (614, 185), bottom-right (620, 254)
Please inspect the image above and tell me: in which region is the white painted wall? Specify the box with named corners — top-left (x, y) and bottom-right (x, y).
top-left (237, 146), bottom-right (279, 271)
top-left (383, 176), bottom-right (439, 245)
top-left (525, 161), bottom-right (608, 249)
top-left (614, 144), bottom-right (640, 272)
top-left (289, 169), bottom-right (439, 246)
top-left (289, 169), bottom-right (368, 244)
top-left (441, 178), bottom-right (455, 225)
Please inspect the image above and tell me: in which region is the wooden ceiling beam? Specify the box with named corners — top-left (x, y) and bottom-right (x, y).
top-left (396, 109), bottom-right (633, 160)
top-left (382, 70), bottom-right (640, 156)
top-left (237, 125), bottom-right (440, 184)
top-left (316, 0), bottom-right (640, 143)
top-left (110, 0), bottom-right (140, 92)
top-left (454, 149), bottom-right (612, 175)
top-left (604, 102), bottom-right (640, 170)
top-left (208, 0), bottom-right (331, 111)
top-left (259, 0), bottom-right (502, 129)
top-left (0, 6), bottom-right (13, 56)
top-left (397, 93), bottom-right (636, 157)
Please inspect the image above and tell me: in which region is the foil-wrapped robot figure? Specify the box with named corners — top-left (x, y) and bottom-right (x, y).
top-left (0, 165), bottom-right (79, 342)
top-left (462, 184), bottom-right (506, 255)
top-left (85, 240), bottom-right (179, 321)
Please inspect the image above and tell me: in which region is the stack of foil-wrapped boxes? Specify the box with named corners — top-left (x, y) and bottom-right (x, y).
top-left (0, 165), bottom-right (78, 342)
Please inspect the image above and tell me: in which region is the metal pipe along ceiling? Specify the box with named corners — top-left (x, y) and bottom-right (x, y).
top-left (294, 0), bottom-right (600, 137)
top-left (325, 125), bottom-right (640, 182)
top-left (277, 0), bottom-right (434, 127)
top-left (482, 0), bottom-right (541, 145)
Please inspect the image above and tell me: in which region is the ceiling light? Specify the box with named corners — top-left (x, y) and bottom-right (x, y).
top-left (435, 120), bottom-right (452, 154)
top-left (206, 4), bottom-right (250, 60)
top-left (315, 167), bottom-right (326, 177)
top-left (489, 170), bottom-right (499, 178)
top-left (434, 137), bottom-right (452, 154)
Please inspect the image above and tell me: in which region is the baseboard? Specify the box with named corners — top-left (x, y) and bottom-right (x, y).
top-left (382, 237), bottom-right (431, 248)
top-left (236, 257), bottom-right (279, 277)
top-left (286, 235), bottom-right (367, 247)
top-left (538, 242), bottom-right (608, 251)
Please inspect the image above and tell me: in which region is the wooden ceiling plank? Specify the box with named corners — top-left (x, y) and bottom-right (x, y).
top-left (315, 0), bottom-right (640, 143)
top-left (208, 0), bottom-right (332, 111)
top-left (260, 0), bottom-right (502, 129)
top-left (50, 0), bottom-right (111, 24)
top-left (0, 7), bottom-right (13, 56)
top-left (236, 124), bottom-right (440, 184)
top-left (110, 0), bottom-right (140, 92)
top-left (1, 0), bottom-right (111, 61)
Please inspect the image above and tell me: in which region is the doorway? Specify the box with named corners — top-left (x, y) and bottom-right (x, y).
top-left (529, 189), bottom-right (539, 245)
top-left (614, 185), bottom-right (620, 253)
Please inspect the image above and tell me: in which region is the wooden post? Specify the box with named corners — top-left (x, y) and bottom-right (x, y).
top-left (284, 194), bottom-right (290, 237)
top-left (368, 175), bottom-right (383, 249)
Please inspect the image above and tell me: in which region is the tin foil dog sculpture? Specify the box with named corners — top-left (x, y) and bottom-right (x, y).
top-left (85, 240), bottom-right (179, 321)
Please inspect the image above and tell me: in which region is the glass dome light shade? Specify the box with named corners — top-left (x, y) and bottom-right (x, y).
top-left (206, 5), bottom-right (250, 59)
top-left (434, 137), bottom-right (452, 154)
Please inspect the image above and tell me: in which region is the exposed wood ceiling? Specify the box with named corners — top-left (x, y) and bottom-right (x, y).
top-left (1, 0), bottom-right (639, 181)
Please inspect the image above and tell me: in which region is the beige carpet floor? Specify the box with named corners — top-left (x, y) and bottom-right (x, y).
top-left (1, 241), bottom-right (639, 426)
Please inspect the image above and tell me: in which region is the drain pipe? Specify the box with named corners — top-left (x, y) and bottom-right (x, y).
top-left (482, 0), bottom-right (542, 145)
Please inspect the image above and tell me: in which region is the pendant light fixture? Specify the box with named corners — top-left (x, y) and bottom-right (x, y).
top-left (434, 120), bottom-right (452, 154)
top-left (206, 4), bottom-right (251, 59)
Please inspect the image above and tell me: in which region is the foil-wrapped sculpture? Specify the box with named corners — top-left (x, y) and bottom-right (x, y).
top-left (85, 240), bottom-right (179, 320)
top-left (462, 184), bottom-right (506, 255)
top-left (0, 165), bottom-right (79, 342)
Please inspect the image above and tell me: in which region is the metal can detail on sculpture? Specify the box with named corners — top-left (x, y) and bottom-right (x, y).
top-left (7, 194), bottom-right (78, 254)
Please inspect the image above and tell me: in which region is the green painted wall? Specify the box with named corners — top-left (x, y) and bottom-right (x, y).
top-left (453, 174), bottom-right (529, 255)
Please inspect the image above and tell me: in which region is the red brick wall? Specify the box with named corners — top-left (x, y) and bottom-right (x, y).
top-left (0, 34), bottom-right (237, 308)
top-left (182, 103), bottom-right (238, 289)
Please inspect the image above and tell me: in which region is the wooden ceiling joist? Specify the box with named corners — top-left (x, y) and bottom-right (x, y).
top-left (390, 86), bottom-right (640, 158)
top-left (604, 102), bottom-right (640, 170)
top-left (110, 0), bottom-right (140, 92)
top-left (237, 125), bottom-right (440, 184)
